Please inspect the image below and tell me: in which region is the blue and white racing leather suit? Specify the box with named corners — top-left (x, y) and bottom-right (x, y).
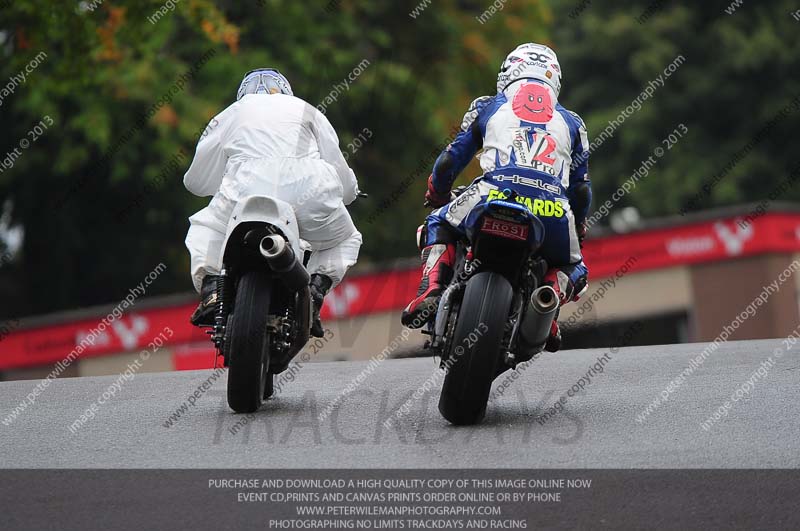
top-left (425, 79), bottom-right (591, 291)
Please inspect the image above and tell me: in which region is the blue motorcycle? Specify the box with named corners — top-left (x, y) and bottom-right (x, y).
top-left (424, 187), bottom-right (560, 425)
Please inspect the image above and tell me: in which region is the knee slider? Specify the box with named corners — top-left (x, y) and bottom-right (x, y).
top-left (573, 275), bottom-right (588, 300)
top-left (416, 222), bottom-right (428, 252)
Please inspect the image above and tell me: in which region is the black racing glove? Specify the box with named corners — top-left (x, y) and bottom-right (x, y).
top-left (576, 220), bottom-right (587, 248)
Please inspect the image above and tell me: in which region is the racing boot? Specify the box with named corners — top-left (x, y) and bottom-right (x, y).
top-left (542, 268), bottom-right (583, 353)
top-left (190, 274), bottom-right (221, 327)
top-left (310, 274), bottom-right (333, 338)
top-left (545, 320), bottom-right (562, 353)
top-left (401, 243), bottom-right (455, 328)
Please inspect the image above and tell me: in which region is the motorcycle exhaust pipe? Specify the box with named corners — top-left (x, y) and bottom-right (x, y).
top-left (518, 285), bottom-right (560, 351)
top-left (259, 235), bottom-right (310, 291)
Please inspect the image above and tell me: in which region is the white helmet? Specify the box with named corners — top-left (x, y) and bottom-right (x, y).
top-left (236, 68), bottom-right (293, 100)
top-left (497, 43), bottom-right (561, 96)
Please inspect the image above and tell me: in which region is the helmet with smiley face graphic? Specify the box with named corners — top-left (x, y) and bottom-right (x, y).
top-left (497, 43), bottom-right (561, 96)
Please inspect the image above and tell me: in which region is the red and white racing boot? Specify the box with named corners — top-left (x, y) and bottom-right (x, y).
top-left (401, 243), bottom-right (455, 328)
top-left (542, 269), bottom-right (578, 353)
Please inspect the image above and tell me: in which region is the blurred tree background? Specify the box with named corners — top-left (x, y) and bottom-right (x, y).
top-left (0, 0), bottom-right (797, 318)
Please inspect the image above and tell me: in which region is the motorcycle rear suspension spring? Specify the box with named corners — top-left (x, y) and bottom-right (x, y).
top-left (212, 271), bottom-right (231, 350)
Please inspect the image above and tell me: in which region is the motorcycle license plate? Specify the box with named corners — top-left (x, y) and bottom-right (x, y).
top-left (481, 217), bottom-right (529, 241)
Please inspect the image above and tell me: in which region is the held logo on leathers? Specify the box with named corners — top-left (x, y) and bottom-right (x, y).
top-left (487, 189), bottom-right (564, 218)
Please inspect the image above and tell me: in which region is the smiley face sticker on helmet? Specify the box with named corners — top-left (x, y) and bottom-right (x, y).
top-left (512, 83), bottom-right (553, 123)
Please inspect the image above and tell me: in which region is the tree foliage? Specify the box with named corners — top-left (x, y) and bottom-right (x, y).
top-left (0, 0), bottom-right (796, 317)
top-left (551, 0), bottom-right (800, 218)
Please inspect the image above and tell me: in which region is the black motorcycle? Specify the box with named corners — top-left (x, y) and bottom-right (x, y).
top-left (205, 195), bottom-right (313, 413)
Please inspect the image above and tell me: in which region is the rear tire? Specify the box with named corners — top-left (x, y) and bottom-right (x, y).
top-left (227, 271), bottom-right (272, 413)
top-left (438, 271), bottom-right (513, 425)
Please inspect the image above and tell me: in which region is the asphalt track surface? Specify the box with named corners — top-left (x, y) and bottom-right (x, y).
top-left (1, 339), bottom-right (799, 468)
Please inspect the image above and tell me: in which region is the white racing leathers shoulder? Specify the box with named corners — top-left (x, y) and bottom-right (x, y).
top-left (184, 93), bottom-right (362, 292)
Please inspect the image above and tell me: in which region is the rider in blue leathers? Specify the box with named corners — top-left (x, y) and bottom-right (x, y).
top-left (401, 43), bottom-right (592, 352)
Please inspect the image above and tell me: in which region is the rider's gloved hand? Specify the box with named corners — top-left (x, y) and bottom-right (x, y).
top-left (424, 175), bottom-right (450, 208)
top-left (576, 220), bottom-right (587, 248)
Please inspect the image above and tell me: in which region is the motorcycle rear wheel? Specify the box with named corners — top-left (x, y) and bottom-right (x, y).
top-left (438, 271), bottom-right (513, 425)
top-left (227, 271), bottom-right (272, 413)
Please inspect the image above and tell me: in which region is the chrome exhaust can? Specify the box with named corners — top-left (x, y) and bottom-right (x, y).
top-left (518, 285), bottom-right (559, 352)
top-left (259, 235), bottom-right (310, 291)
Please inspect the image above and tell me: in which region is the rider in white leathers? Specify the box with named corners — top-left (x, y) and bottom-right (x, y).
top-left (183, 69), bottom-right (362, 336)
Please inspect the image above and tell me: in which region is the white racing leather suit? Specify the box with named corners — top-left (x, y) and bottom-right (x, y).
top-left (184, 93), bottom-right (362, 292)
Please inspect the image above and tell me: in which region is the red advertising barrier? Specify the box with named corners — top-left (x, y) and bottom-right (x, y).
top-left (582, 213), bottom-right (800, 277)
top-left (0, 268), bottom-right (420, 371)
top-left (0, 306), bottom-right (210, 371)
top-left (2, 212), bottom-right (799, 370)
